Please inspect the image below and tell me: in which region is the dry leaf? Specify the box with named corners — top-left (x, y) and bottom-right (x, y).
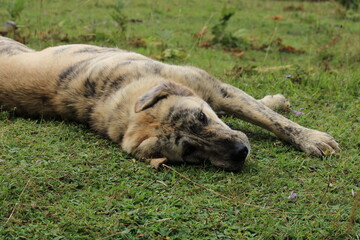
top-left (284, 6), bottom-right (304, 11)
top-left (271, 15), bottom-right (284, 20)
top-left (198, 40), bottom-right (212, 48)
top-left (278, 45), bottom-right (305, 54)
top-left (193, 26), bottom-right (207, 39)
top-left (148, 158), bottom-right (167, 169)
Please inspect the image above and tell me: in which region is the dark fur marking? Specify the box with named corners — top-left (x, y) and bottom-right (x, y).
top-left (166, 108), bottom-right (192, 123)
top-left (101, 74), bottom-right (127, 97)
top-left (144, 62), bottom-right (163, 75)
top-left (166, 106), bottom-right (176, 122)
top-left (205, 75), bottom-right (218, 83)
top-left (153, 65), bottom-right (162, 75)
top-left (0, 39), bottom-right (30, 52)
top-left (272, 122), bottom-right (302, 145)
top-left (114, 132), bottom-right (124, 143)
top-left (184, 73), bottom-right (200, 84)
top-left (220, 88), bottom-right (233, 98)
top-left (73, 47), bottom-right (124, 54)
top-left (62, 100), bottom-right (78, 118)
top-left (284, 126), bottom-right (302, 138)
top-left (0, 46), bottom-right (29, 56)
top-left (124, 58), bottom-right (147, 62)
top-left (99, 76), bottom-right (111, 92)
top-left (57, 58), bottom-right (94, 86)
top-left (84, 105), bottom-right (95, 123)
top-left (117, 61), bottom-right (133, 67)
top-left (37, 96), bottom-right (50, 105)
top-left (85, 62), bottom-right (129, 98)
top-left (188, 123), bottom-right (202, 134)
top-left (53, 46), bottom-right (76, 55)
top-left (167, 108), bottom-right (209, 134)
top-left (58, 65), bottom-right (78, 84)
top-left (108, 76), bottom-right (125, 90)
top-left (174, 134), bottom-right (182, 145)
top-left (84, 78), bottom-right (97, 98)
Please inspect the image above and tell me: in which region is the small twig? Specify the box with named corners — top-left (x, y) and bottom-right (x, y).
top-left (5, 178), bottom-right (31, 224)
top-left (156, 180), bottom-right (169, 187)
top-left (100, 231), bottom-right (130, 240)
top-left (347, 190), bottom-right (360, 232)
top-left (144, 218), bottom-right (172, 226)
top-left (100, 218), bottom-right (172, 239)
top-left (319, 177), bottom-right (332, 203)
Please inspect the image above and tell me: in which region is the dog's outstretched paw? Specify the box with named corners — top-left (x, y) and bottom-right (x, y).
top-left (296, 129), bottom-right (340, 157)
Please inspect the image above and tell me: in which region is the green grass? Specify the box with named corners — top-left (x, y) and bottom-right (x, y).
top-left (1, 0), bottom-right (359, 239)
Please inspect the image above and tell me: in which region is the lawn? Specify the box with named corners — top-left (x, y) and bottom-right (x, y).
top-left (0, 0), bottom-right (359, 239)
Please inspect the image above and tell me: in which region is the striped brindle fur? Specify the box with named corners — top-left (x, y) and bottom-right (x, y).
top-left (0, 37), bottom-right (339, 171)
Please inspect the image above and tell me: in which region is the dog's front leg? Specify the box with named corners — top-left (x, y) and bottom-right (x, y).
top-left (213, 83), bottom-right (339, 157)
top-left (122, 136), bottom-right (159, 158)
top-left (124, 137), bottom-right (168, 168)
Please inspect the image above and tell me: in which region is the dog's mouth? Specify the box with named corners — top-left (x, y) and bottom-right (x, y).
top-left (182, 145), bottom-right (196, 158)
top-left (182, 145), bottom-right (208, 164)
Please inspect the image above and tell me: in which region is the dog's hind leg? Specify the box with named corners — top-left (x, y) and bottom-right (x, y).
top-left (257, 94), bottom-right (290, 112)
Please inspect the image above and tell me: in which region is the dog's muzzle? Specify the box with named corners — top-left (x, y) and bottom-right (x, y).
top-left (208, 137), bottom-right (250, 172)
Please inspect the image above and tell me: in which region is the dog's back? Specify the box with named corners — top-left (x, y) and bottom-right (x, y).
top-left (0, 37), bottom-right (152, 120)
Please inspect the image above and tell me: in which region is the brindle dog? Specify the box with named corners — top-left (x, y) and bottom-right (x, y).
top-left (0, 37), bottom-right (339, 171)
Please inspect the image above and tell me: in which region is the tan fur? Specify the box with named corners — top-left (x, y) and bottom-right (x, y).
top-left (0, 37), bottom-right (339, 171)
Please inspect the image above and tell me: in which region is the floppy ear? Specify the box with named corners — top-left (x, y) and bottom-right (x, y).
top-left (135, 81), bottom-right (194, 112)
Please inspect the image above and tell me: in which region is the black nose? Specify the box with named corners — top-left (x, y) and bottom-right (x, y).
top-left (230, 142), bottom-right (249, 165)
top-left (232, 142), bottom-right (249, 160)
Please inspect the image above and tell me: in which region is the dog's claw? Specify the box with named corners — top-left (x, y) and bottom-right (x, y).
top-left (297, 129), bottom-right (340, 157)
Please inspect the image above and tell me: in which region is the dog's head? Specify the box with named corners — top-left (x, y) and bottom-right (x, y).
top-left (122, 81), bottom-right (250, 171)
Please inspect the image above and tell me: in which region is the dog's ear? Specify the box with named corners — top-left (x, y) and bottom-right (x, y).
top-left (135, 81), bottom-right (194, 112)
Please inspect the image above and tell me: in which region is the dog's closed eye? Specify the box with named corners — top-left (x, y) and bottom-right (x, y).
top-left (198, 111), bottom-right (207, 124)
